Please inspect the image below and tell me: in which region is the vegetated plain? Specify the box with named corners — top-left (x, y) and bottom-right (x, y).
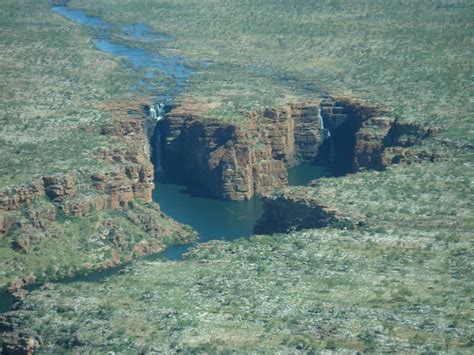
top-left (1, 0), bottom-right (473, 353)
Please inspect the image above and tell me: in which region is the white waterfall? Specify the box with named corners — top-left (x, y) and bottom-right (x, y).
top-left (152, 103), bottom-right (165, 172)
top-left (149, 106), bottom-right (157, 120)
top-left (318, 107), bottom-right (325, 143)
top-left (318, 106), bottom-right (334, 163)
top-left (318, 107), bottom-right (331, 142)
top-left (156, 102), bottom-right (164, 121)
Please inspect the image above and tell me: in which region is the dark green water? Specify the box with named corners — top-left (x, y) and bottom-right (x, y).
top-left (0, 292), bottom-right (16, 313)
top-left (151, 176), bottom-right (263, 260)
top-left (288, 163), bottom-right (334, 186)
top-left (152, 164), bottom-right (333, 259)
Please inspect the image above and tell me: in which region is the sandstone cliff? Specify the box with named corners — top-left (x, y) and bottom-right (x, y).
top-left (0, 104), bottom-right (154, 235)
top-left (0, 102), bottom-right (194, 291)
top-left (159, 96), bottom-right (436, 200)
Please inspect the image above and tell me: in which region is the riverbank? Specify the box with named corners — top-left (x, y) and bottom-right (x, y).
top-left (3, 224), bottom-right (472, 353)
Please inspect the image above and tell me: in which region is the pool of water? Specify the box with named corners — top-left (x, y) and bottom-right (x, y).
top-left (152, 176), bottom-right (263, 260)
top-left (151, 164), bottom-right (332, 259)
top-left (288, 163), bottom-right (334, 186)
top-left (0, 292), bottom-right (16, 313)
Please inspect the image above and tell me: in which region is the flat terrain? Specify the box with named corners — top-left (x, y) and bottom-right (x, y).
top-left (0, 0), bottom-right (146, 187)
top-left (14, 227), bottom-right (473, 352)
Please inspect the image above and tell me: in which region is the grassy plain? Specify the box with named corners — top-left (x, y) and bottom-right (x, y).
top-left (17, 227), bottom-right (472, 352)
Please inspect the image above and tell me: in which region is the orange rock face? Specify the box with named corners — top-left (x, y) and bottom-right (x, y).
top-left (0, 102), bottom-right (155, 234)
top-left (161, 97), bottom-right (435, 200)
top-left (162, 101), bottom-right (331, 200)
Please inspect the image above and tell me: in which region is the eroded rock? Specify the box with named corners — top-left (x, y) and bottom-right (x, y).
top-left (0, 314), bottom-right (40, 355)
top-left (161, 97), bottom-right (436, 200)
top-left (254, 191), bottom-right (356, 235)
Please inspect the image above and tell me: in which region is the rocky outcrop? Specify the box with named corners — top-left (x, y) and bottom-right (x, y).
top-left (253, 102), bottom-right (325, 164)
top-left (254, 191), bottom-right (356, 235)
top-left (0, 179), bottom-right (45, 213)
top-left (0, 313), bottom-right (40, 355)
top-left (0, 101), bottom-right (196, 296)
top-left (161, 101), bottom-right (329, 200)
top-left (162, 112), bottom-right (288, 200)
top-left (161, 96), bottom-right (435, 200)
top-left (353, 117), bottom-right (396, 170)
top-left (0, 104), bottom-right (155, 235)
top-left (320, 96), bottom-right (437, 172)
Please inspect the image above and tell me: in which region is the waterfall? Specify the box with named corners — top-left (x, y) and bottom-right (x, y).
top-left (156, 103), bottom-right (164, 121)
top-left (152, 102), bottom-right (165, 172)
top-left (318, 106), bottom-right (335, 163)
top-left (150, 106), bottom-right (157, 120)
top-left (318, 107), bottom-right (326, 144)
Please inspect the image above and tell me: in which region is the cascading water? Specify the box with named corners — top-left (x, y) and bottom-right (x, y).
top-left (318, 106), bottom-right (335, 163)
top-left (318, 106), bottom-right (327, 143)
top-left (151, 103), bottom-right (165, 173)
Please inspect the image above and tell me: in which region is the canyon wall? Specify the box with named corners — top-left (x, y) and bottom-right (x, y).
top-left (0, 106), bottom-right (154, 236)
top-left (160, 97), bottom-right (436, 200)
top-left (161, 101), bottom-right (328, 200)
top-left (0, 103), bottom-right (195, 292)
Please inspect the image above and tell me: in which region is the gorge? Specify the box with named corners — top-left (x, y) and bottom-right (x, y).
top-left (0, 2), bottom-right (436, 316)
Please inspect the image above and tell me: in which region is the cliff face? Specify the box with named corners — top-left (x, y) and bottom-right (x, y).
top-left (0, 106), bottom-right (154, 235)
top-left (0, 102), bottom-right (195, 291)
top-left (320, 97), bottom-right (438, 172)
top-left (163, 112), bottom-right (282, 200)
top-left (162, 101), bottom-right (329, 200)
top-left (160, 97), bottom-right (436, 200)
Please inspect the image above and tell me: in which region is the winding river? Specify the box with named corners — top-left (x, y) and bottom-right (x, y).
top-left (0, 5), bottom-right (334, 313)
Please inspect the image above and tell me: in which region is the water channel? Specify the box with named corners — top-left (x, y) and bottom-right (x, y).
top-left (0, 5), bottom-right (334, 313)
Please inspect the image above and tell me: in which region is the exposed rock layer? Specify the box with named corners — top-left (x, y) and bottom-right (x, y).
top-left (0, 104), bottom-right (154, 235)
top-left (161, 96), bottom-right (436, 200)
top-left (0, 102), bottom-right (194, 293)
top-left (0, 313), bottom-right (40, 355)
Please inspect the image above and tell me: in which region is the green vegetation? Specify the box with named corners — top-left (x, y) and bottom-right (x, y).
top-left (71, 0), bottom-right (473, 141)
top-left (0, 0), bottom-right (472, 353)
top-left (0, 0), bottom-right (194, 288)
top-left (0, 200), bottom-right (194, 290)
top-left (15, 227), bottom-right (472, 352)
top-left (0, 0), bottom-right (147, 186)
